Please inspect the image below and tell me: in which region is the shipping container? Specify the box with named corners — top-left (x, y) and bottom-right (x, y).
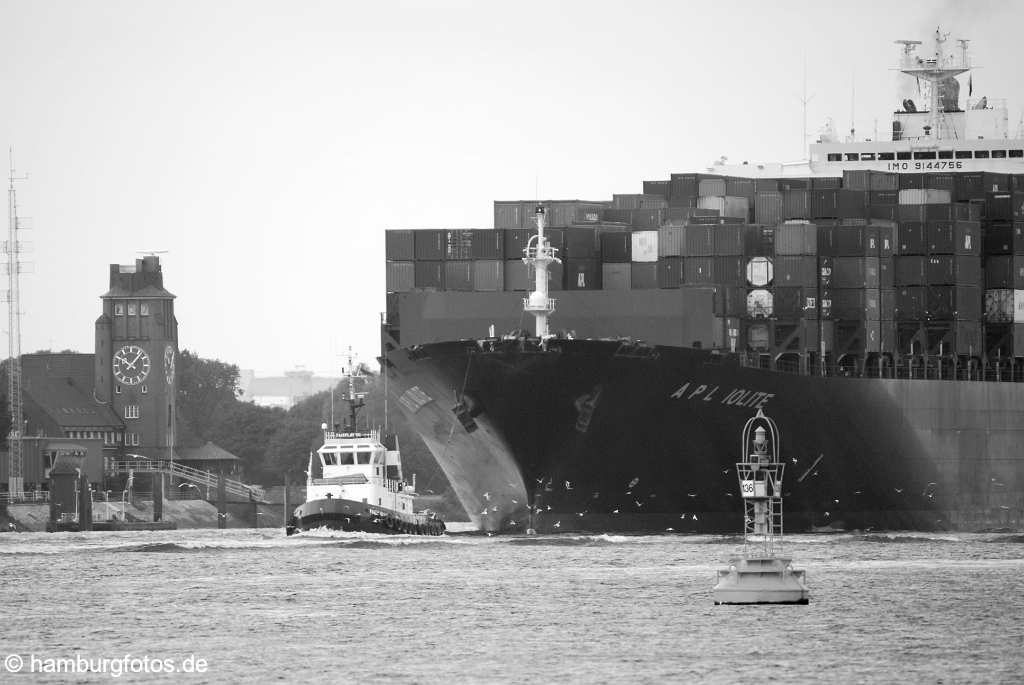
top-left (743, 225), bottom-right (775, 257)
top-left (881, 288), bottom-right (895, 319)
top-left (631, 208), bottom-right (667, 229)
top-left (612, 194), bottom-right (666, 210)
top-left (879, 258), bottom-right (894, 288)
top-left (774, 255), bottom-right (817, 288)
top-left (833, 225), bottom-right (866, 256)
top-left (775, 221), bottom-right (817, 255)
top-left (985, 288), bottom-right (1014, 322)
top-left (986, 192), bottom-right (1013, 221)
top-left (810, 189), bottom-right (839, 219)
top-left (832, 257), bottom-right (866, 288)
top-left (494, 201), bottom-right (527, 229)
top-left (658, 225), bottom-right (683, 257)
top-left (643, 180), bottom-right (671, 200)
top-left (865, 289), bottom-right (880, 321)
top-left (566, 226), bottom-right (599, 259)
top-left (683, 225), bottom-right (715, 257)
top-left (386, 261), bottom-right (415, 292)
top-left (817, 222), bottom-right (837, 256)
top-left (837, 190), bottom-right (868, 219)
top-left (746, 289), bottom-right (774, 318)
top-left (602, 263), bottom-right (631, 291)
top-left (869, 171), bottom-right (899, 191)
top-left (697, 195), bottom-right (749, 219)
top-left (1015, 260), bottom-right (1024, 289)
top-left (899, 173), bottom-right (926, 190)
top-left (869, 189), bottom-right (899, 207)
top-left (895, 256), bottom-right (926, 286)
top-left (444, 230), bottom-right (474, 260)
top-left (631, 231), bottom-right (658, 262)
top-left (843, 170), bottom-right (871, 191)
top-left (1016, 290), bottom-right (1024, 322)
top-left (895, 286), bottom-right (926, 321)
top-left (713, 225), bottom-right (745, 256)
top-left (956, 320), bottom-right (981, 355)
top-left (713, 288), bottom-right (747, 318)
top-left (774, 287), bottom-right (803, 319)
top-left (726, 178), bottom-right (756, 200)
top-left (698, 177), bottom-right (727, 197)
top-left (684, 257), bottom-right (716, 285)
top-left (716, 256), bottom-right (745, 286)
top-left (1013, 192), bottom-right (1024, 219)
top-left (444, 261), bottom-right (474, 290)
top-left (897, 204), bottom-right (928, 222)
top-left (831, 288), bottom-right (865, 320)
top-left (414, 260), bottom-right (445, 289)
top-left (871, 204), bottom-right (899, 222)
top-left (984, 222), bottom-right (1012, 255)
top-left (566, 259), bottom-right (601, 290)
top-left (656, 256), bottom-right (683, 289)
top-left (754, 179), bottom-right (780, 193)
top-left (668, 173), bottom-right (699, 206)
top-left (923, 202), bottom-right (978, 221)
top-left (985, 254), bottom-right (1014, 288)
top-left (754, 191), bottom-right (783, 225)
top-left (926, 255), bottom-right (982, 285)
top-left (1014, 222), bottom-right (1024, 255)
top-left (928, 285), bottom-right (982, 320)
top-left (385, 230), bottom-right (416, 261)
top-left (546, 201), bottom-right (607, 227)
top-left (600, 231), bottom-right (632, 263)
top-left (897, 222), bottom-right (925, 255)
top-left (782, 189), bottom-right (810, 219)
top-left (472, 260), bottom-right (504, 291)
top-left (955, 173), bottom-right (986, 202)
top-left (414, 230), bottom-right (445, 260)
top-left (630, 262), bottom-right (658, 290)
top-left (812, 177), bottom-right (842, 190)
top-left (467, 229), bottom-right (503, 260)
top-left (898, 188), bottom-right (953, 205)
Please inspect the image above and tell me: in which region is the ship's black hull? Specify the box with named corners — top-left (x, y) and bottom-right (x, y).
top-left (286, 498), bottom-right (446, 536)
top-left (383, 337), bottom-right (1024, 534)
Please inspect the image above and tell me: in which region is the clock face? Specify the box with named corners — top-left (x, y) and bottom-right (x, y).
top-left (164, 345), bottom-right (175, 385)
top-left (112, 344), bottom-right (151, 386)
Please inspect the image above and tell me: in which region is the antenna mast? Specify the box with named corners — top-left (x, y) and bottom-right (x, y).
top-left (896, 29), bottom-right (970, 142)
top-left (522, 206), bottom-right (560, 338)
top-left (6, 151), bottom-right (29, 499)
top-left (798, 55), bottom-right (815, 159)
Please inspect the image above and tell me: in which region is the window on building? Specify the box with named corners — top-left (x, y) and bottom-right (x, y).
top-left (844, 153), bottom-right (859, 161)
top-left (115, 385), bottom-right (122, 395)
top-left (878, 152), bottom-right (895, 160)
top-left (975, 150), bottom-right (990, 159)
top-left (992, 150), bottom-right (1007, 159)
top-left (114, 303), bottom-right (125, 316)
top-left (124, 405), bottom-right (140, 419)
top-left (913, 151), bottom-right (937, 160)
top-left (826, 153), bottom-right (842, 162)
top-left (140, 303), bottom-right (150, 316)
top-left (127, 433), bottom-right (140, 446)
top-left (860, 153), bottom-right (876, 161)
top-left (1010, 149), bottom-right (1023, 158)
top-left (955, 150), bottom-right (972, 158)
top-left (938, 150), bottom-right (953, 159)
top-left (127, 303), bottom-right (137, 315)
top-left (896, 151), bottom-right (911, 160)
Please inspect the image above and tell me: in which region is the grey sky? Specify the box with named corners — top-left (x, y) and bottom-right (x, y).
top-left (1, 0), bottom-right (1019, 375)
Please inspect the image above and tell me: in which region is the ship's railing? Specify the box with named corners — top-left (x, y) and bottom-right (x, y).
top-left (0, 490), bottom-right (50, 504)
top-left (728, 352), bottom-right (1024, 382)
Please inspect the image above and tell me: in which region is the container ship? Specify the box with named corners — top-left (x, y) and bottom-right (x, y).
top-left (380, 30), bottom-right (1024, 533)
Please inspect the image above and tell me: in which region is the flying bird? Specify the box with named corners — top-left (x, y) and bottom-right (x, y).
top-left (564, 481), bottom-right (573, 490)
top-left (692, 514), bottom-right (698, 521)
top-left (482, 492), bottom-right (491, 501)
top-left (612, 509), bottom-right (620, 514)
top-left (895, 488), bottom-right (904, 494)
top-left (479, 508), bottom-right (489, 516)
top-left (628, 477), bottom-right (640, 488)
top-left (554, 521), bottom-right (561, 528)
top-left (687, 493), bottom-right (697, 498)
top-left (666, 527), bottom-right (675, 532)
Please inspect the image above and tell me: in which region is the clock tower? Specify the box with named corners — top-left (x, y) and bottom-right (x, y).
top-left (95, 256), bottom-right (178, 458)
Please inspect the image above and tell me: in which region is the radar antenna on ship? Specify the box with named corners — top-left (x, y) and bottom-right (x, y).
top-left (895, 28), bottom-right (971, 141)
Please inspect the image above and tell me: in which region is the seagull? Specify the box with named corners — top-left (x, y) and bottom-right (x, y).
top-left (564, 481), bottom-right (573, 490)
top-left (628, 477), bottom-right (640, 488)
top-left (634, 500), bottom-right (643, 508)
top-left (666, 527), bottom-right (675, 532)
top-left (726, 492), bottom-right (734, 497)
top-left (508, 482), bottom-right (516, 488)
top-left (535, 478), bottom-right (545, 485)
top-left (895, 488), bottom-right (904, 494)
top-left (545, 505), bottom-right (551, 511)
top-left (491, 505), bottom-right (499, 512)
top-left (791, 457), bottom-right (798, 464)
top-left (834, 498), bottom-right (840, 504)
top-left (825, 511), bottom-right (831, 517)
top-left (479, 508), bottom-right (489, 516)
top-left (687, 493), bottom-right (697, 498)
top-left (692, 514), bottom-right (698, 521)
top-left (648, 493), bottom-right (656, 498)
top-left (577, 512), bottom-right (585, 517)
top-left (612, 509), bottom-right (620, 514)
top-left (217, 513), bottom-right (228, 519)
top-left (626, 490), bottom-right (632, 495)
top-left (511, 499), bottom-right (519, 504)
top-left (592, 492), bottom-right (600, 499)
top-left (680, 513), bottom-right (687, 519)
top-left (482, 492), bottom-right (491, 501)
top-left (722, 468), bottom-right (730, 475)
top-left (854, 490), bottom-right (862, 495)
top-left (554, 521), bottom-right (561, 528)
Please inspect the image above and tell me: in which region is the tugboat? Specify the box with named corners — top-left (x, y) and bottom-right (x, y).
top-left (285, 359), bottom-right (445, 536)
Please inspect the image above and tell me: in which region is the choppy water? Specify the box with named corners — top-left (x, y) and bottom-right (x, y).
top-left (1, 527), bottom-right (1022, 684)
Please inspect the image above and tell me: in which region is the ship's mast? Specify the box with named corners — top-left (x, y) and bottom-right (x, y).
top-left (896, 28), bottom-right (971, 142)
top-left (343, 346), bottom-right (366, 433)
top-left (5, 153), bottom-right (27, 500)
top-left (522, 206), bottom-right (561, 338)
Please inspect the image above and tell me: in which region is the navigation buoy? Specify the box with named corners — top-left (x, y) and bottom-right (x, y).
top-left (713, 408), bottom-right (809, 605)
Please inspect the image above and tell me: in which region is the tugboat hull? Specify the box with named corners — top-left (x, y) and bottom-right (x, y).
top-left (286, 497), bottom-right (445, 536)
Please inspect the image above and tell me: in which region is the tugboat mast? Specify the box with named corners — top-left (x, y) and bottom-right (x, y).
top-left (896, 28), bottom-right (971, 142)
top-left (521, 205), bottom-right (561, 338)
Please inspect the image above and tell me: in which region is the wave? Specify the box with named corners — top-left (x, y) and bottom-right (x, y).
top-left (853, 533), bottom-right (962, 544)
